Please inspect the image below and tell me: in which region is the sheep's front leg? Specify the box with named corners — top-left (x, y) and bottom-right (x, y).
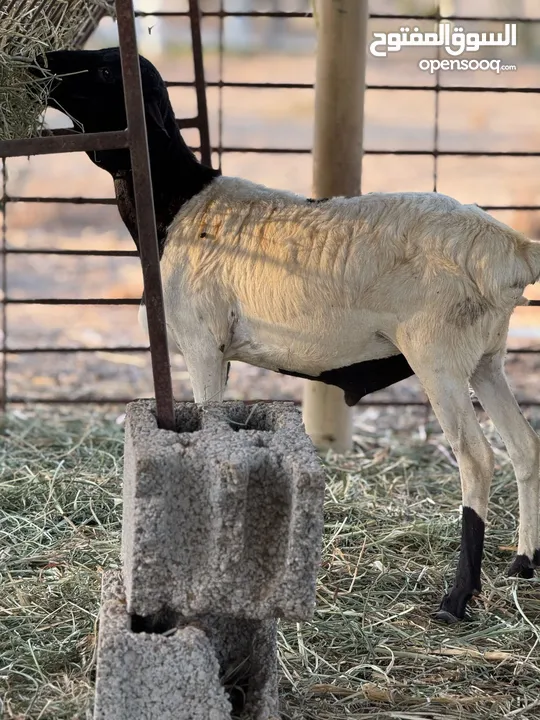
top-left (142, 299), bottom-right (227, 403)
top-left (182, 335), bottom-right (227, 404)
top-left (471, 352), bottom-right (540, 576)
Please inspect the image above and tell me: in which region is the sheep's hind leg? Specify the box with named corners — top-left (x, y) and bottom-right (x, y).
top-left (398, 345), bottom-right (494, 622)
top-left (471, 352), bottom-right (540, 578)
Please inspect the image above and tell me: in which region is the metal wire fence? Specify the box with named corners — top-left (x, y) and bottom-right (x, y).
top-left (2, 1), bottom-right (539, 408)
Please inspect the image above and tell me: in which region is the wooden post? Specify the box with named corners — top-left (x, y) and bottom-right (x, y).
top-left (302, 0), bottom-right (369, 453)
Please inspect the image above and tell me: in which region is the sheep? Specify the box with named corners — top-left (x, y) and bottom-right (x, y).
top-left (33, 47), bottom-right (540, 623)
top-left (32, 48), bottom-right (415, 406)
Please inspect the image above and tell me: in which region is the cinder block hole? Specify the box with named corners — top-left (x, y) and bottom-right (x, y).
top-left (227, 405), bottom-right (274, 432)
top-left (222, 666), bottom-right (250, 717)
top-left (228, 682), bottom-right (248, 717)
top-left (174, 406), bottom-right (202, 433)
top-left (130, 607), bottom-right (178, 635)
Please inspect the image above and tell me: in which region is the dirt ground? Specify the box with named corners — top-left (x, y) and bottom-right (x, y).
top-left (3, 45), bottom-right (540, 405)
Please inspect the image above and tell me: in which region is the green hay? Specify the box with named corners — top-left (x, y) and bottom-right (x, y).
top-left (0, 0), bottom-right (111, 141)
top-left (1, 409), bottom-right (539, 719)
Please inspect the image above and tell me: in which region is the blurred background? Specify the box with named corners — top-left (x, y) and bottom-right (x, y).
top-left (3, 0), bottom-right (540, 412)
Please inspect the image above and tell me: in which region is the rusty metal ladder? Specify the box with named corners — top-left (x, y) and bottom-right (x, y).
top-left (0, 0), bottom-right (213, 428)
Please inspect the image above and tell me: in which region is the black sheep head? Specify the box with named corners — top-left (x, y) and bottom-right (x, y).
top-left (29, 47), bottom-right (178, 175)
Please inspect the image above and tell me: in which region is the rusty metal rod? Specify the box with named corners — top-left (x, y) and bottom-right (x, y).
top-left (7, 248), bottom-right (136, 256)
top-left (0, 130), bottom-right (129, 159)
top-left (189, 0), bottom-right (212, 167)
top-left (5, 346), bottom-right (539, 355)
top-left (5, 298), bottom-right (140, 304)
top-left (5, 196), bottom-right (117, 204)
top-left (6, 197), bottom-right (540, 212)
top-left (6, 396), bottom-right (540, 408)
top-left (133, 11), bottom-right (540, 22)
top-left (8, 296), bottom-right (540, 307)
top-left (6, 346), bottom-right (149, 353)
top-left (6, 139), bottom-right (538, 159)
top-left (165, 80), bottom-right (540, 94)
top-left (115, 0), bottom-right (175, 431)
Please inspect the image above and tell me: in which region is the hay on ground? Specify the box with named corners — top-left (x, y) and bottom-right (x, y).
top-left (1, 408), bottom-right (540, 720)
top-left (0, 0), bottom-right (111, 141)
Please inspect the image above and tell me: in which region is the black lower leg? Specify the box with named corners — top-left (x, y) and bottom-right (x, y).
top-left (508, 548), bottom-right (540, 579)
top-left (434, 506), bottom-right (484, 623)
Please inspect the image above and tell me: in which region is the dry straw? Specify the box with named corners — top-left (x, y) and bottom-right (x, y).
top-left (0, 0), bottom-right (112, 141)
top-left (1, 407), bottom-right (540, 719)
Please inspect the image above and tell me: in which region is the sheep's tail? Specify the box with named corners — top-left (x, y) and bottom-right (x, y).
top-left (460, 208), bottom-right (540, 301)
top-left (465, 224), bottom-right (540, 304)
top-left (491, 218), bottom-right (540, 290)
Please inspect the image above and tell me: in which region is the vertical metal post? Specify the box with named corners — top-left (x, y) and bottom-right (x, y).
top-left (217, 0), bottom-right (225, 173)
top-left (115, 0), bottom-right (175, 431)
top-left (302, 0), bottom-right (369, 453)
top-left (1, 159), bottom-right (7, 411)
top-left (189, 0), bottom-right (212, 167)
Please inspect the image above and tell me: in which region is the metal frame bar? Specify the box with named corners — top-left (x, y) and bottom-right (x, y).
top-left (1, 159), bottom-right (7, 414)
top-left (0, 129), bottom-right (129, 158)
top-left (3, 345), bottom-right (540, 354)
top-left (4, 145), bottom-right (539, 157)
top-left (6, 396), bottom-right (540, 410)
top-left (133, 11), bottom-right (540, 22)
top-left (4, 197), bottom-right (540, 212)
top-left (164, 82), bottom-right (540, 92)
top-left (0, 0), bottom-right (215, 420)
top-left (115, 0), bottom-right (174, 430)
top-left (188, 0), bottom-right (212, 167)
top-left (0, 0), bottom-right (176, 429)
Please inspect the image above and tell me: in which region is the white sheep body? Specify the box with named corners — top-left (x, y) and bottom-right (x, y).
top-left (152, 176), bottom-right (537, 380)
top-left (151, 178), bottom-right (540, 621)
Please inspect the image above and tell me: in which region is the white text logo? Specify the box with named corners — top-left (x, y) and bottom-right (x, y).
top-left (370, 22), bottom-right (517, 58)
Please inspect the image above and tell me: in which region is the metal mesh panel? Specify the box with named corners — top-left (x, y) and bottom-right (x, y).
top-left (1, 2), bottom-right (539, 407)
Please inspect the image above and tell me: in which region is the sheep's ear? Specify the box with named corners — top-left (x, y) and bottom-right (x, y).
top-left (145, 99), bottom-right (170, 140)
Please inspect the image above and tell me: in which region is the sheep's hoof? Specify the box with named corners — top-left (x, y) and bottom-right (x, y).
top-left (507, 554), bottom-right (536, 579)
top-left (432, 609), bottom-right (460, 624)
top-left (434, 589), bottom-right (472, 623)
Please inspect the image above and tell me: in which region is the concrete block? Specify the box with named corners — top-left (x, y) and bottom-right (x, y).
top-left (136, 610), bottom-right (279, 719)
top-left (122, 400), bottom-right (325, 621)
top-left (93, 572), bottom-right (232, 720)
top-left (94, 572), bottom-right (280, 720)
